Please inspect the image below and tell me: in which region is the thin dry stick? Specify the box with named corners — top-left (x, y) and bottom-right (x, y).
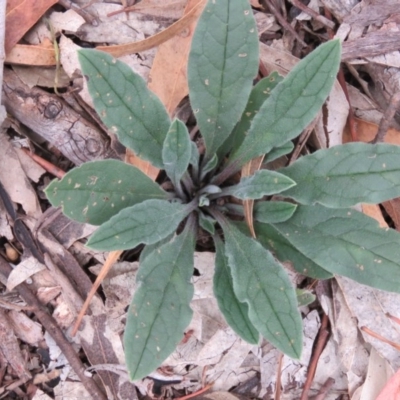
top-left (288, 0), bottom-right (335, 29)
top-left (0, 0), bottom-right (6, 125)
top-left (0, 256), bottom-right (107, 400)
top-left (360, 326), bottom-right (400, 352)
top-left (261, 0), bottom-right (307, 47)
top-left (300, 313), bottom-right (330, 400)
top-left (274, 352), bottom-right (284, 400)
top-left (314, 377), bottom-right (335, 400)
top-left (371, 92), bottom-right (400, 144)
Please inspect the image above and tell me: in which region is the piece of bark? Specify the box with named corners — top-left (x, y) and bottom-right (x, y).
top-left (2, 68), bottom-right (115, 165)
top-left (342, 31), bottom-right (400, 61)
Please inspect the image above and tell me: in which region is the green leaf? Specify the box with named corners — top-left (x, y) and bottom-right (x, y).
top-left (124, 225), bottom-right (195, 380)
top-left (226, 170), bottom-right (296, 200)
top-left (190, 142), bottom-right (200, 168)
top-left (228, 39), bottom-right (341, 170)
top-left (139, 234), bottom-right (174, 263)
top-left (228, 72), bottom-right (284, 155)
top-left (220, 219), bottom-right (303, 358)
top-left (87, 199), bottom-right (192, 251)
top-left (272, 204), bottom-right (400, 292)
top-left (45, 160), bottom-right (168, 225)
top-left (280, 143), bottom-right (400, 208)
top-left (199, 211), bottom-right (216, 235)
top-left (255, 222), bottom-right (332, 279)
top-left (78, 49), bottom-right (170, 168)
top-left (264, 142), bottom-right (294, 163)
top-left (162, 119), bottom-right (191, 187)
top-left (254, 201), bottom-right (297, 224)
top-left (201, 154), bottom-right (219, 180)
top-left (188, 0), bottom-right (259, 158)
top-left (296, 289), bottom-right (315, 307)
top-left (213, 236), bottom-right (259, 344)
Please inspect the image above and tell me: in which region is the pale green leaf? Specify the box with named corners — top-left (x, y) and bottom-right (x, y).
top-left (221, 219), bottom-right (302, 358)
top-left (45, 160), bottom-right (168, 225)
top-left (254, 201), bottom-right (297, 224)
top-left (296, 289), bottom-right (315, 307)
top-left (124, 226), bottom-right (195, 380)
top-left (188, 0), bottom-right (259, 158)
top-left (78, 49), bottom-right (170, 168)
top-left (264, 142), bottom-right (294, 163)
top-left (162, 119), bottom-right (191, 187)
top-left (272, 204), bottom-right (400, 292)
top-left (255, 221), bottom-right (332, 279)
top-left (213, 236), bottom-right (259, 344)
top-left (199, 212), bottom-right (216, 234)
top-left (226, 170), bottom-right (296, 200)
top-left (228, 39), bottom-right (341, 171)
top-left (87, 200), bottom-right (192, 251)
top-left (280, 143), bottom-right (400, 208)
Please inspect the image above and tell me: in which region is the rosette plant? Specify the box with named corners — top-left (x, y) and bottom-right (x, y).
top-left (46, 0), bottom-right (400, 381)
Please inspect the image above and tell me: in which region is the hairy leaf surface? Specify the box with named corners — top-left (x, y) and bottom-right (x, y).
top-left (188, 0), bottom-right (259, 158)
top-left (45, 160), bottom-right (168, 225)
top-left (87, 200), bottom-right (192, 251)
top-left (273, 205), bottom-right (400, 292)
top-left (280, 143), bottom-right (400, 208)
top-left (228, 40), bottom-right (341, 171)
top-left (221, 220), bottom-right (302, 358)
top-left (227, 170), bottom-right (296, 200)
top-left (79, 50), bottom-right (170, 168)
top-left (162, 119), bottom-right (191, 187)
top-left (124, 227), bottom-right (195, 380)
top-left (255, 222), bottom-right (332, 279)
top-left (213, 236), bottom-right (259, 344)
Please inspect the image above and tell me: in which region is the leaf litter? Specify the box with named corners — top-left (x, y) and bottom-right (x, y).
top-left (2, 0), bottom-right (400, 399)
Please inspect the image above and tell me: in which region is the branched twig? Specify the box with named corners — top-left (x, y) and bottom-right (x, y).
top-left (288, 0), bottom-right (335, 30)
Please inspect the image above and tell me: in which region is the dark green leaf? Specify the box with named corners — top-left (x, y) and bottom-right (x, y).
top-left (45, 160), bottom-right (168, 225)
top-left (280, 143), bottom-right (400, 208)
top-left (221, 219), bottom-right (302, 358)
top-left (188, 0), bottom-right (259, 158)
top-left (124, 226), bottom-right (195, 380)
top-left (213, 236), bottom-right (259, 344)
top-left (78, 49), bottom-right (170, 168)
top-left (139, 234), bottom-right (174, 263)
top-left (255, 222), bottom-right (332, 279)
top-left (254, 201), bottom-right (297, 223)
top-left (162, 119), bottom-right (191, 187)
top-left (272, 205), bottom-right (400, 292)
top-left (226, 170), bottom-right (296, 200)
top-left (87, 200), bottom-right (192, 251)
top-left (228, 40), bottom-right (341, 170)
top-left (264, 142), bottom-right (294, 163)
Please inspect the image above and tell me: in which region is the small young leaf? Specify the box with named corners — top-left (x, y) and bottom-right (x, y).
top-left (272, 204), bottom-right (400, 292)
top-left (188, 0), bottom-right (259, 158)
top-left (296, 289), bottom-right (315, 307)
top-left (226, 170), bottom-right (296, 200)
top-left (201, 154), bottom-right (218, 179)
top-left (254, 201), bottom-right (297, 224)
top-left (124, 225), bottom-right (195, 380)
top-left (255, 222), bottom-right (332, 279)
top-left (264, 142), bottom-right (294, 163)
top-left (220, 219), bottom-right (303, 358)
top-left (280, 143), bottom-right (400, 208)
top-left (199, 211), bottom-right (216, 235)
top-left (78, 49), bottom-right (170, 168)
top-left (228, 40), bottom-right (341, 171)
top-left (190, 142), bottom-right (200, 168)
top-left (213, 236), bottom-right (259, 344)
top-left (45, 160), bottom-right (168, 225)
top-left (162, 119), bottom-right (191, 187)
top-left (227, 72), bottom-right (284, 156)
top-left (87, 200), bottom-right (192, 251)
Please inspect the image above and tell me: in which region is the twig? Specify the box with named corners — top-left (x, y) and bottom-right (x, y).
top-left (0, 0), bottom-right (6, 125)
top-left (274, 352), bottom-right (284, 400)
top-left (314, 377), bottom-right (335, 400)
top-left (0, 256), bottom-right (107, 400)
top-left (261, 0), bottom-right (307, 47)
top-left (360, 326), bottom-right (400, 352)
top-left (300, 313), bottom-right (330, 400)
top-left (288, 0), bottom-right (335, 30)
top-left (371, 92), bottom-right (400, 144)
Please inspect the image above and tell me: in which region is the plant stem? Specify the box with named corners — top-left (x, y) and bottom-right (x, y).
top-left (211, 160), bottom-right (241, 186)
top-left (181, 171), bottom-right (195, 196)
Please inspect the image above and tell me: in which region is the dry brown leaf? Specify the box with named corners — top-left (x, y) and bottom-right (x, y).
top-left (241, 156), bottom-right (264, 238)
top-left (382, 199), bottom-right (400, 231)
top-left (5, 43), bottom-right (56, 65)
top-left (361, 204), bottom-right (388, 228)
top-left (97, 0), bottom-right (205, 58)
top-left (113, 0), bottom-right (188, 19)
top-left (343, 116), bottom-right (400, 145)
top-left (148, 0), bottom-right (206, 115)
top-left (5, 0), bottom-right (58, 53)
